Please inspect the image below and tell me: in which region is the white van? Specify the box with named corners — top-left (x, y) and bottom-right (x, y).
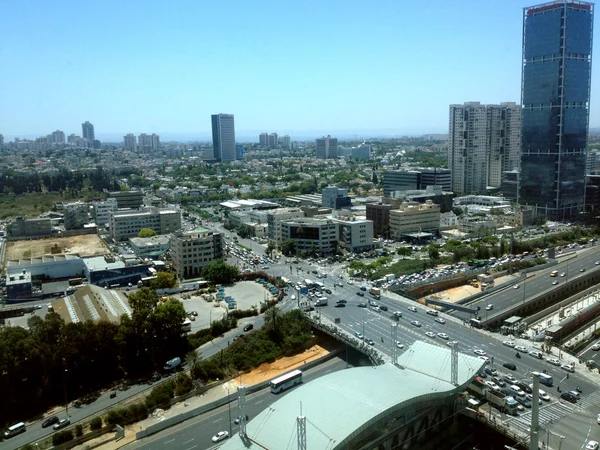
top-left (4, 422), bottom-right (26, 438)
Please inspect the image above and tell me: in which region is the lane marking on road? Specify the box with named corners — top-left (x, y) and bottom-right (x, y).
top-left (212, 418), bottom-right (222, 423)
top-left (164, 439), bottom-right (175, 444)
top-left (183, 438), bottom-right (195, 444)
top-left (255, 400), bottom-right (264, 404)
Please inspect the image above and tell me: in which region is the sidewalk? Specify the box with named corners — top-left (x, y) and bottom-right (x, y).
top-left (72, 381), bottom-right (235, 450)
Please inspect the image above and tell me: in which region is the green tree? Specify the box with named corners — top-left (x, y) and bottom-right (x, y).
top-left (264, 306), bottom-right (283, 342)
top-left (428, 247), bottom-right (440, 260)
top-left (201, 260), bottom-right (239, 284)
top-left (372, 171), bottom-right (378, 184)
top-left (150, 272), bottom-right (178, 289)
top-left (452, 206), bottom-right (464, 216)
top-left (138, 228), bottom-right (157, 238)
top-left (533, 215), bottom-right (548, 226)
top-left (396, 246), bottom-right (412, 257)
top-left (280, 239), bottom-right (296, 256)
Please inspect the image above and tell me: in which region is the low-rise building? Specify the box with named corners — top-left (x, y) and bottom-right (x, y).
top-left (129, 235), bottom-right (171, 257)
top-left (389, 186), bottom-right (454, 213)
top-left (322, 186), bottom-right (352, 210)
top-left (389, 201), bottom-right (440, 239)
top-left (171, 228), bottom-right (223, 279)
top-left (457, 215), bottom-right (498, 234)
top-left (82, 255), bottom-right (151, 286)
top-left (9, 217), bottom-right (52, 238)
top-left (109, 208), bottom-right (181, 242)
top-left (108, 190), bottom-right (145, 209)
top-left (267, 208), bottom-right (306, 243)
top-left (440, 212), bottom-right (459, 230)
top-left (6, 270), bottom-right (32, 300)
top-left (63, 202), bottom-right (89, 230)
top-left (280, 218), bottom-right (339, 255)
top-left (332, 218), bottom-right (374, 253)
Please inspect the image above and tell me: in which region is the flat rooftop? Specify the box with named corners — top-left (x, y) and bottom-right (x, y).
top-left (83, 255), bottom-right (125, 271)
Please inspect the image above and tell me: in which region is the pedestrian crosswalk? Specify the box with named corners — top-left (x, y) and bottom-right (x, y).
top-left (505, 402), bottom-right (573, 435)
top-left (574, 389), bottom-right (600, 410)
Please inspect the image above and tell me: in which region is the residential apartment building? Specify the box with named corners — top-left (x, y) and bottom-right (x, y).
top-left (316, 135), bottom-right (338, 159)
top-left (366, 202), bottom-right (393, 236)
top-left (51, 130), bottom-right (66, 144)
top-left (268, 133), bottom-right (278, 147)
top-left (259, 133), bottom-right (269, 147)
top-left (108, 190), bottom-right (145, 209)
top-left (388, 201), bottom-right (441, 239)
top-left (281, 135), bottom-right (291, 149)
top-left (383, 168), bottom-right (451, 197)
top-left (280, 218), bottom-right (339, 255)
top-left (322, 186), bottom-right (352, 210)
top-left (211, 113), bottom-right (236, 162)
top-left (109, 208), bottom-right (181, 242)
top-left (63, 202), bottom-right (89, 230)
top-left (520, 1), bottom-right (592, 219)
top-left (139, 133), bottom-right (160, 151)
top-left (332, 218), bottom-right (374, 253)
top-left (9, 217), bottom-right (52, 238)
top-left (448, 102), bottom-right (520, 195)
top-left (92, 198), bottom-right (118, 227)
top-left (171, 228), bottom-right (223, 279)
top-left (124, 134), bottom-right (137, 151)
top-left (267, 208), bottom-right (305, 243)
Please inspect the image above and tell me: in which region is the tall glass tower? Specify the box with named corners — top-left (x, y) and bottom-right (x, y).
top-left (519, 1), bottom-right (594, 219)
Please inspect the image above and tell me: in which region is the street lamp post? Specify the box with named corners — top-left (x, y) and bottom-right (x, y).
top-left (226, 387), bottom-right (233, 437)
top-left (63, 369), bottom-right (69, 416)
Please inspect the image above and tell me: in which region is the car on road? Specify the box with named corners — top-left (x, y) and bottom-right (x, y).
top-left (561, 363), bottom-right (575, 373)
top-left (355, 332), bottom-right (364, 340)
top-left (435, 317), bottom-right (446, 324)
top-left (478, 356), bottom-right (491, 364)
top-left (262, 266), bottom-right (269, 270)
top-left (334, 302), bottom-right (345, 308)
top-left (547, 358), bottom-right (561, 366)
top-left (503, 341), bottom-right (516, 348)
top-left (515, 346), bottom-right (528, 353)
top-left (369, 300), bottom-right (378, 307)
top-left (552, 280), bottom-right (559, 285)
top-left (484, 367), bottom-right (497, 376)
top-left (356, 291), bottom-right (365, 296)
top-left (592, 343), bottom-right (600, 351)
top-left (366, 339), bottom-right (375, 345)
top-left (538, 389), bottom-right (551, 401)
top-left (503, 363), bottom-right (517, 371)
top-left (337, 299), bottom-right (347, 304)
top-left (408, 306), bottom-right (418, 312)
top-left (586, 441), bottom-right (599, 450)
top-left (491, 376), bottom-right (506, 387)
top-left (447, 340), bottom-right (458, 347)
top-left (243, 323), bottom-right (254, 332)
top-left (437, 332), bottom-right (449, 340)
top-left (411, 320), bottom-right (422, 327)
top-left (561, 392), bottom-right (578, 403)
top-left (234, 415), bottom-right (249, 424)
top-left (485, 304), bottom-right (493, 311)
top-left (357, 303), bottom-right (367, 308)
top-left (510, 385), bottom-right (525, 397)
top-left (42, 416), bottom-right (59, 428)
top-left (560, 272), bottom-right (566, 277)
top-left (515, 396), bottom-right (532, 408)
top-left (525, 394), bottom-right (543, 405)
top-left (426, 310), bottom-right (438, 316)
top-left (597, 413), bottom-right (600, 424)
top-left (581, 268), bottom-right (586, 272)
top-left (473, 349), bottom-right (486, 356)
top-left (513, 284), bottom-right (520, 289)
top-left (529, 351), bottom-right (543, 359)
top-left (396, 341), bottom-right (404, 349)
top-left (425, 331), bottom-right (436, 338)
top-left (393, 311), bottom-right (403, 319)
top-left (504, 374), bottom-right (517, 383)
top-left (188, 311), bottom-right (198, 317)
top-left (212, 431), bottom-right (229, 443)
top-left (484, 381), bottom-right (499, 390)
top-left (346, 280), bottom-right (354, 285)
top-left (379, 305), bottom-right (388, 311)
top-left (325, 289), bottom-right (332, 294)
top-left (53, 418), bottom-right (70, 430)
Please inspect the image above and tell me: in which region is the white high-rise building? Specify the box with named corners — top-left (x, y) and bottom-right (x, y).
top-left (124, 134), bottom-right (137, 151)
top-left (281, 135), bottom-right (291, 149)
top-left (316, 135), bottom-right (338, 159)
top-left (448, 102), bottom-right (520, 195)
top-left (211, 114), bottom-right (236, 162)
top-left (51, 130), bottom-right (66, 144)
top-left (268, 133), bottom-right (278, 147)
top-left (259, 133), bottom-right (269, 147)
top-left (82, 121), bottom-right (95, 141)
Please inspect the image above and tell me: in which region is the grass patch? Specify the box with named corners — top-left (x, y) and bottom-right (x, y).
top-left (0, 192), bottom-right (74, 219)
top-left (237, 243), bottom-right (252, 251)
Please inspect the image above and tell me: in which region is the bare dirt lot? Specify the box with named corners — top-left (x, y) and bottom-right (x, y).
top-left (6, 234), bottom-right (108, 260)
top-left (230, 344), bottom-right (329, 387)
top-left (421, 274), bottom-right (519, 304)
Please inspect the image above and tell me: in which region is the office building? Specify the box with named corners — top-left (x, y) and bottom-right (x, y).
top-left (366, 202), bottom-right (393, 236)
top-left (268, 133), bottom-right (278, 147)
top-left (351, 144), bottom-right (371, 160)
top-left (82, 121), bottom-right (95, 141)
top-left (281, 135), bottom-right (291, 149)
top-left (586, 175), bottom-right (600, 212)
top-left (267, 208), bottom-right (305, 243)
top-left (129, 235), bottom-right (171, 257)
top-left (448, 102), bottom-right (521, 195)
top-left (316, 135), bottom-right (338, 159)
top-left (259, 133), bottom-right (269, 147)
top-left (211, 114), bottom-right (236, 162)
top-left (124, 134), bottom-right (137, 151)
top-left (501, 170), bottom-right (520, 201)
top-left (322, 186), bottom-right (352, 210)
top-left (389, 201), bottom-right (441, 239)
top-left (332, 218), bottom-right (374, 253)
top-left (383, 168), bottom-right (451, 197)
top-left (63, 202), bottom-right (89, 230)
top-left (520, 1), bottom-right (593, 218)
top-left (390, 185), bottom-right (454, 213)
top-left (108, 190), bottom-right (145, 209)
top-left (109, 208), bottom-right (181, 242)
top-left (280, 218), bottom-right (339, 255)
top-left (170, 228), bottom-right (223, 279)
top-left (92, 198), bottom-right (118, 227)
top-left (587, 150), bottom-right (600, 174)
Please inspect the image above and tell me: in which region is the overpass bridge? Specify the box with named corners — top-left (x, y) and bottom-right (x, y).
top-left (219, 341), bottom-right (485, 450)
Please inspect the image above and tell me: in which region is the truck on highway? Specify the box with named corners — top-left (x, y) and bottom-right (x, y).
top-left (370, 287), bottom-right (381, 296)
top-left (163, 357), bottom-right (181, 371)
top-left (467, 378), bottom-right (519, 415)
top-left (314, 298), bottom-right (328, 306)
top-left (384, 274), bottom-right (396, 281)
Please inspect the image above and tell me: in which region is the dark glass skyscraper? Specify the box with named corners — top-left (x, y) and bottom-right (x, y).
top-left (519, 1), bottom-right (594, 219)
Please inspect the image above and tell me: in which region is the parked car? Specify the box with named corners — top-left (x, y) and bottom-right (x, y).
top-left (243, 323), bottom-right (254, 332)
top-left (42, 416), bottom-right (59, 428)
top-left (503, 362), bottom-right (517, 371)
top-left (212, 431), bottom-right (229, 443)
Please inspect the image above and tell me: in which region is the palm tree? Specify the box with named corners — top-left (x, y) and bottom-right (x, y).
top-left (264, 307), bottom-right (283, 335)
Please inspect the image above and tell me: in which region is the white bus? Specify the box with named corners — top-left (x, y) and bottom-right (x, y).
top-left (270, 369), bottom-right (303, 393)
top-left (4, 422), bottom-right (26, 438)
top-left (314, 281), bottom-right (325, 290)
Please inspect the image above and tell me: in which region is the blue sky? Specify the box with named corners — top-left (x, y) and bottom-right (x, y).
top-left (1, 0), bottom-right (599, 141)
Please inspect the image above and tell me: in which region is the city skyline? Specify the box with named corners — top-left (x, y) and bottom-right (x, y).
top-left (2, 0), bottom-right (600, 140)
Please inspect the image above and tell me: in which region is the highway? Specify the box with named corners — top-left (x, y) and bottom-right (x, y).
top-left (124, 357), bottom-right (348, 450)
top-left (453, 245), bottom-right (600, 321)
